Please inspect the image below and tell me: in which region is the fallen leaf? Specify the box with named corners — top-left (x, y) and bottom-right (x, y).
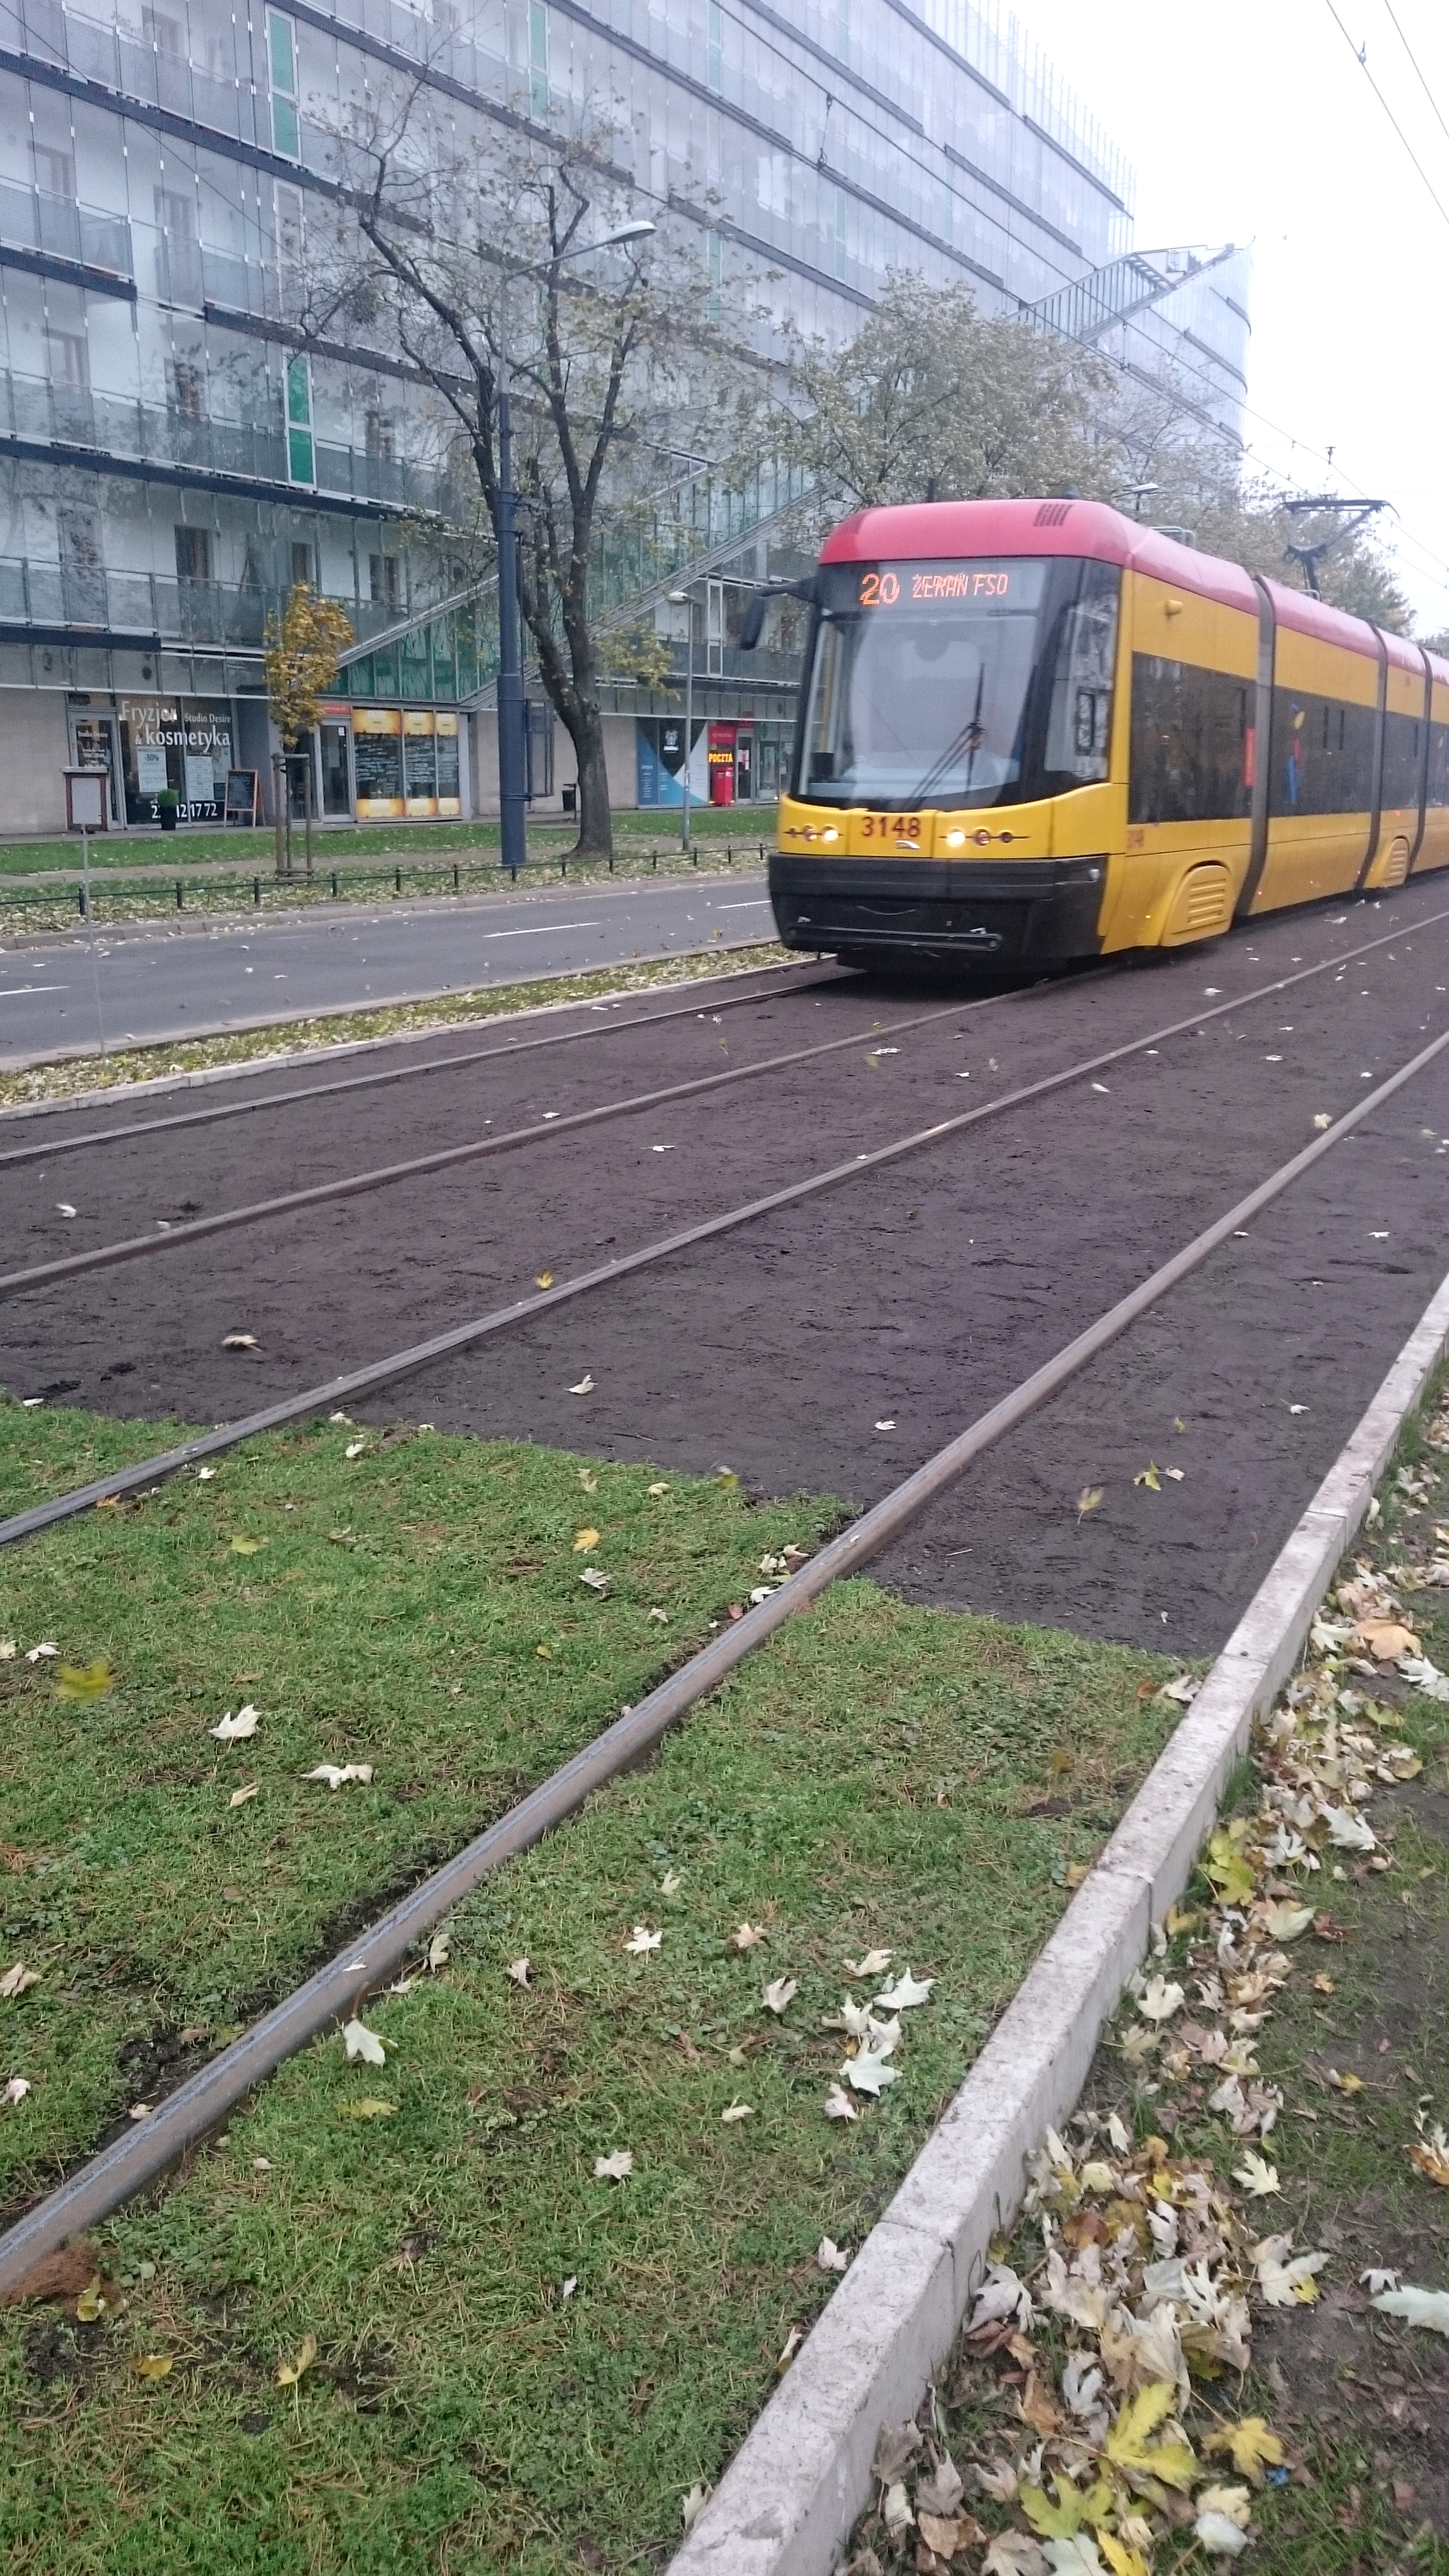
top-left (1406, 2125), bottom-right (1449, 2187)
top-left (54, 1659), bottom-right (115, 1702)
top-left (1098, 2536), bottom-right (1150, 2576)
top-left (579, 1567), bottom-right (609, 1593)
top-left (762, 1976), bottom-right (798, 2015)
top-left (1327, 2067), bottom-right (1365, 2094)
top-left (134, 2353), bottom-right (173, 2379)
top-left (302, 1764), bottom-right (374, 1790)
top-left (1134, 1463), bottom-right (1162, 1491)
top-left (982, 2538), bottom-right (1047, 2576)
top-left (1136, 1973), bottom-right (1186, 2025)
top-left (1254, 2233), bottom-right (1329, 2305)
top-left (647, 1481), bottom-right (670, 1496)
top-left (1261, 1902), bottom-right (1315, 1942)
top-left (275, 2333), bottom-right (318, 2388)
top-left (844, 1948), bottom-right (892, 1977)
top-left (24, 1642), bottom-right (59, 1662)
top-left (623, 1925), bottom-right (661, 1955)
top-left (342, 2018), bottom-right (386, 2066)
top-left (681, 2482), bottom-right (711, 2533)
top-left (1353, 1617), bottom-right (1419, 1660)
top-left (1159, 1672), bottom-right (1200, 1705)
top-left (1206, 2418), bottom-right (1285, 2486)
top-left (824, 2082), bottom-right (859, 2121)
top-left (3, 2076), bottom-right (32, 2104)
top-left (506, 1958), bottom-right (530, 1986)
top-left (1194, 2508), bottom-right (1251, 2557)
top-left (337, 2097), bottom-right (397, 2119)
top-left (344, 1440), bottom-right (367, 1460)
top-left (228, 1783), bottom-right (259, 1810)
top-left (0, 1965), bottom-right (40, 2000)
top-left (841, 2045), bottom-right (898, 2095)
top-left (593, 2148), bottom-right (633, 2180)
top-left (1372, 2281), bottom-right (1449, 2334)
top-left (1103, 2379), bottom-right (1197, 2488)
top-left (1164, 1465), bottom-right (1185, 1481)
top-left (572, 1528), bottom-right (601, 1552)
top-left (222, 1333), bottom-right (258, 1350)
top-left (874, 1969), bottom-right (935, 2010)
top-left (817, 2237), bottom-right (849, 2271)
top-left (1360, 2266), bottom-right (1400, 2295)
top-left (874, 1418), bottom-right (895, 1431)
top-left (1232, 2150), bottom-right (1280, 2197)
top-left (720, 2101), bottom-right (753, 2124)
top-left (1313, 1113), bottom-right (1331, 1130)
top-left (208, 1704), bottom-right (260, 1743)
top-left (569, 1374), bottom-right (594, 1395)
top-left (535, 1271), bottom-right (554, 1289)
top-left (729, 1923), bottom-right (766, 1951)
top-left (659, 1871), bottom-right (682, 1896)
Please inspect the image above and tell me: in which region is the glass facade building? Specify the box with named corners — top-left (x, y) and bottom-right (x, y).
top-left (0, 0), bottom-right (1251, 831)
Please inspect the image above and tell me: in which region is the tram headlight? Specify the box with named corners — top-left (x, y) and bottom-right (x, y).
top-left (944, 829), bottom-right (966, 848)
top-left (822, 827), bottom-right (839, 842)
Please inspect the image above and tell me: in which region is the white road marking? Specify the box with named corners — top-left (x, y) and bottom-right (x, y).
top-left (718, 899), bottom-right (770, 911)
top-left (0, 985), bottom-right (69, 997)
top-left (477, 921), bottom-right (600, 939)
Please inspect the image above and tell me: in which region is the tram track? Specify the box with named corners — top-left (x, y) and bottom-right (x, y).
top-left (4, 900), bottom-right (1448, 1547)
top-left (2, 898), bottom-right (1448, 1313)
top-left (1, 1012), bottom-right (1447, 2290)
top-left (0, 956), bottom-right (847, 1169)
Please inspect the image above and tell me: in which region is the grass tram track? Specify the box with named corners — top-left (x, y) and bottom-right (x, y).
top-left (2, 1012), bottom-right (1448, 2291)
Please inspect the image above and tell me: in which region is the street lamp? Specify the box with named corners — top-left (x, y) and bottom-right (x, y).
top-left (494, 219), bottom-right (656, 877)
top-left (666, 584), bottom-right (696, 854)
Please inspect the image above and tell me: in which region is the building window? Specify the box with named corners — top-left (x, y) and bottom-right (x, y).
top-left (172, 358), bottom-right (204, 420)
top-left (142, 6), bottom-right (184, 55)
top-left (707, 0), bottom-right (723, 90)
top-left (369, 552), bottom-right (401, 609)
top-left (45, 325), bottom-right (90, 392)
top-left (290, 540), bottom-right (314, 589)
top-left (267, 10), bottom-right (300, 160)
top-left (35, 146), bottom-right (76, 203)
top-left (285, 351), bottom-right (314, 484)
top-left (175, 525), bottom-right (214, 584)
top-left (365, 407), bottom-right (395, 460)
top-left (528, 1), bottom-right (548, 117)
top-left (155, 187), bottom-right (202, 306)
top-left (706, 229), bottom-right (722, 322)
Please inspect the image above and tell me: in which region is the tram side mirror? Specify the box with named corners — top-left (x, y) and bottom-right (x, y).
top-left (739, 590), bottom-right (768, 650)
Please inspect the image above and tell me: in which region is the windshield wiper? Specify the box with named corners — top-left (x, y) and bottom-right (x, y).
top-left (908, 663), bottom-right (986, 806)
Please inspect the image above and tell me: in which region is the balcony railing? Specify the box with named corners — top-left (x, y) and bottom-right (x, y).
top-left (0, 558), bottom-right (427, 652)
top-left (0, 179), bottom-right (132, 281)
top-left (0, 373), bottom-right (459, 514)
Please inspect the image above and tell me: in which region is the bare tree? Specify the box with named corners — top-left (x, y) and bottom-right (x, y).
top-left (318, 100), bottom-right (737, 857)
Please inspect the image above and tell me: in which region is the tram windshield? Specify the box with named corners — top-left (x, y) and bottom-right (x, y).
top-left (795, 556), bottom-right (1120, 811)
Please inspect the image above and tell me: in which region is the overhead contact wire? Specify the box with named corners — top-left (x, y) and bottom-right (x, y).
top-left (0, 1015), bottom-right (1446, 2284)
top-left (2, 899), bottom-right (1448, 1307)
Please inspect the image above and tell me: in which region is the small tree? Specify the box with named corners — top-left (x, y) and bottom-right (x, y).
top-left (264, 582), bottom-right (353, 874)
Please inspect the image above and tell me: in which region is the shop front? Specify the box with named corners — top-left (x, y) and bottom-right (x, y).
top-left (636, 714), bottom-right (788, 807)
top-left (66, 693), bottom-right (236, 827)
top-left (351, 706), bottom-right (461, 819)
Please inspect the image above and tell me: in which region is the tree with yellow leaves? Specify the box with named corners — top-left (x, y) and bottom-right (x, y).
top-left (263, 582), bottom-right (353, 874)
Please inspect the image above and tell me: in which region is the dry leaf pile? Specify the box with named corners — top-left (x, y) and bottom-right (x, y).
top-left (842, 1520), bottom-right (1449, 2574)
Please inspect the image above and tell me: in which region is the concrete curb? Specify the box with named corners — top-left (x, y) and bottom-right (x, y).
top-left (672, 1263), bottom-right (1449, 2576)
top-left (0, 937), bottom-right (780, 1110)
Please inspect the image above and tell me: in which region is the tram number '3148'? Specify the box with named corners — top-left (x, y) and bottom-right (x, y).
top-left (859, 812), bottom-right (922, 842)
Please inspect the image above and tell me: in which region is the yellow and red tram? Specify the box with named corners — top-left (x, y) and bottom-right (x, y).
top-left (764, 497), bottom-right (1449, 968)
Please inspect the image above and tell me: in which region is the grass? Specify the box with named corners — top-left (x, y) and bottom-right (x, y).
top-left (0, 803), bottom-right (763, 879)
top-left (0, 1397), bottom-right (1181, 2573)
top-left (0, 940), bottom-right (793, 1112)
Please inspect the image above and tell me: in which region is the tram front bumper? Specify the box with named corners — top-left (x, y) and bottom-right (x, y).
top-left (768, 854), bottom-right (1106, 966)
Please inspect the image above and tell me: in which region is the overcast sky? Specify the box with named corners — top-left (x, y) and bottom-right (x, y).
top-left (1012, 0), bottom-right (1449, 631)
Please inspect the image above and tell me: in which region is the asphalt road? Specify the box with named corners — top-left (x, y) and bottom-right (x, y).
top-left (0, 868), bottom-right (772, 1065)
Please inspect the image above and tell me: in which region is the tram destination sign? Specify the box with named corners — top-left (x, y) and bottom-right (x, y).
top-left (856, 561), bottom-right (1020, 609)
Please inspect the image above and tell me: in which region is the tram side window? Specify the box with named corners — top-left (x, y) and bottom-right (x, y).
top-left (1381, 711), bottom-right (1422, 811)
top-left (1269, 690), bottom-right (1376, 815)
top-left (1128, 657), bottom-right (1252, 824)
top-left (1427, 722), bottom-right (1449, 808)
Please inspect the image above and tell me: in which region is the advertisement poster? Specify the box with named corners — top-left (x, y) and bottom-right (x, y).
top-left (117, 697), bottom-right (233, 824)
top-left (352, 706), bottom-right (403, 816)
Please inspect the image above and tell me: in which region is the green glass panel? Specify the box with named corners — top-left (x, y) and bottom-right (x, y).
top-left (268, 12), bottom-right (295, 93)
top-left (370, 645), bottom-right (398, 697)
top-left (286, 355), bottom-right (311, 426)
top-left (287, 426), bottom-right (314, 484)
top-left (271, 94), bottom-right (300, 158)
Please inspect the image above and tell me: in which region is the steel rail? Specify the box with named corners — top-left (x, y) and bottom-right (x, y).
top-left (2, 933), bottom-right (1444, 1553)
top-left (2, 899), bottom-right (1447, 1309)
top-left (0, 958), bottom-right (846, 1170)
top-left (0, 988), bottom-right (1003, 1298)
top-left (1, 1018), bottom-right (1445, 2289)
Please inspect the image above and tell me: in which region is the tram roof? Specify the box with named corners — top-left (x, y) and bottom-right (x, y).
top-left (820, 499), bottom-right (1448, 685)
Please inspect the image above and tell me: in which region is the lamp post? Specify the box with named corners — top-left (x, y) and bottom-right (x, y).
top-left (494, 218), bottom-right (655, 877)
top-left (667, 584), bottom-right (696, 854)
